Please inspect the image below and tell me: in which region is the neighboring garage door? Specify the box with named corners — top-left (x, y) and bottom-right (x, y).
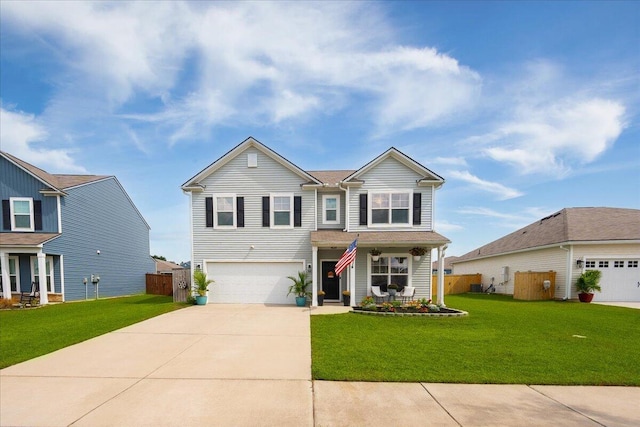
top-left (589, 258), bottom-right (640, 302)
top-left (205, 261), bottom-right (304, 304)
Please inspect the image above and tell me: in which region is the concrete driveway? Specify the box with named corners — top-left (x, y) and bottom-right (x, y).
top-left (1, 304), bottom-right (312, 426)
top-left (2, 304), bottom-right (640, 426)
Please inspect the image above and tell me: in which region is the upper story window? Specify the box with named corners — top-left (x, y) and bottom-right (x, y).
top-left (214, 195), bottom-right (236, 228)
top-left (10, 197), bottom-right (34, 231)
top-left (322, 195), bottom-right (340, 224)
top-left (369, 191), bottom-right (411, 226)
top-left (272, 194), bottom-right (293, 228)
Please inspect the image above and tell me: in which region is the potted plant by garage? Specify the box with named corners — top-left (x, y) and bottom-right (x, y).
top-left (576, 269), bottom-right (602, 303)
top-left (370, 248), bottom-right (382, 262)
top-left (193, 270), bottom-right (214, 305)
top-left (409, 247), bottom-right (427, 261)
top-left (287, 271), bottom-right (311, 307)
top-left (317, 290), bottom-right (325, 306)
top-left (342, 290), bottom-right (351, 306)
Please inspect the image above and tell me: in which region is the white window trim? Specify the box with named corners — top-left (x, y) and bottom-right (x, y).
top-left (213, 193), bottom-right (237, 229)
top-left (322, 194), bottom-right (340, 225)
top-left (0, 256), bottom-right (20, 292)
top-left (10, 197), bottom-right (34, 232)
top-left (270, 193), bottom-right (294, 229)
top-left (366, 253), bottom-right (412, 295)
top-left (30, 256), bottom-right (54, 293)
top-left (367, 190), bottom-right (412, 228)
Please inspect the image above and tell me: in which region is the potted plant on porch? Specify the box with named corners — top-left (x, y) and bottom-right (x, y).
top-left (287, 271), bottom-right (311, 307)
top-left (193, 270), bottom-right (214, 305)
top-left (409, 247), bottom-right (427, 261)
top-left (387, 283), bottom-right (399, 297)
top-left (342, 290), bottom-right (351, 306)
top-left (370, 248), bottom-right (382, 262)
top-left (576, 269), bottom-right (602, 303)
top-left (317, 290), bottom-right (325, 306)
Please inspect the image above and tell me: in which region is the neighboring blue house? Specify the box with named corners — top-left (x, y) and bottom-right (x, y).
top-left (0, 151), bottom-right (155, 303)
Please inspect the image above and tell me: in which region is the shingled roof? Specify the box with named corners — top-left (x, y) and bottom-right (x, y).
top-left (1, 151), bottom-right (109, 191)
top-left (454, 207), bottom-right (640, 262)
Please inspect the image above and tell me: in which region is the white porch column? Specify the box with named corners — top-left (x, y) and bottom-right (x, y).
top-left (37, 252), bottom-right (48, 305)
top-left (0, 252), bottom-right (11, 299)
top-left (349, 261), bottom-right (356, 307)
top-left (311, 246), bottom-right (318, 307)
top-left (436, 245), bottom-right (447, 307)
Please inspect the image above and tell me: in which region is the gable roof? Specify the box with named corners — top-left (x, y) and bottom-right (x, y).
top-left (181, 137), bottom-right (322, 191)
top-left (343, 147), bottom-right (444, 185)
top-left (432, 256), bottom-right (459, 271)
top-left (454, 207), bottom-right (640, 263)
top-left (307, 170), bottom-right (356, 186)
top-left (1, 151), bottom-right (109, 192)
top-left (1, 151), bottom-right (150, 230)
top-left (155, 258), bottom-right (184, 273)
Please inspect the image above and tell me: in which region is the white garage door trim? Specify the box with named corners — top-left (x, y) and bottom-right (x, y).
top-left (204, 259), bottom-right (306, 304)
top-left (583, 256), bottom-right (640, 302)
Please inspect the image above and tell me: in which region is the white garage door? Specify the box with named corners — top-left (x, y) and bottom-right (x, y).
top-left (205, 261), bottom-right (304, 304)
top-left (589, 259), bottom-right (640, 302)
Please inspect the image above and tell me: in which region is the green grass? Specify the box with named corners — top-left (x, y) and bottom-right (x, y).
top-left (311, 294), bottom-right (640, 385)
top-left (0, 295), bottom-right (186, 369)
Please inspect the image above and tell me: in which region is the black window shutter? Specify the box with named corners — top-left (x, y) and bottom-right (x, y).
top-left (2, 200), bottom-right (10, 230)
top-left (205, 197), bottom-right (213, 228)
top-left (294, 196), bottom-right (302, 227)
top-left (236, 197), bottom-right (244, 228)
top-left (262, 196), bottom-right (270, 227)
top-left (34, 200), bottom-right (43, 230)
top-left (413, 193), bottom-right (421, 225)
top-left (359, 194), bottom-right (367, 225)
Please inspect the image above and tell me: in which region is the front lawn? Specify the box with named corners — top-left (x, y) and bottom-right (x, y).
top-left (0, 295), bottom-right (186, 369)
top-left (311, 294), bottom-right (640, 385)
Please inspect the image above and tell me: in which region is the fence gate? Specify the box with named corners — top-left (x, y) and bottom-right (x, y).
top-left (173, 269), bottom-right (191, 303)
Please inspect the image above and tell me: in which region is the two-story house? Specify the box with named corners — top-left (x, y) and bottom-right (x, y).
top-left (182, 137), bottom-right (450, 306)
top-left (0, 151), bottom-right (156, 304)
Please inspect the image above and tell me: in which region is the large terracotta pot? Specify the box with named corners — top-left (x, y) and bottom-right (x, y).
top-left (578, 292), bottom-right (594, 303)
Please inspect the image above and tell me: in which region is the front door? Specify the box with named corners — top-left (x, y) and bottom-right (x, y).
top-left (322, 261), bottom-right (340, 300)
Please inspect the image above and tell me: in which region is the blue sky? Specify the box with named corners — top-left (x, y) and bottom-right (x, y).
top-left (1, 1), bottom-right (638, 263)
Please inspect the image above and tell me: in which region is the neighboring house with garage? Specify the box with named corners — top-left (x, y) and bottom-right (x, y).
top-left (0, 151), bottom-right (155, 303)
top-left (181, 137), bottom-right (451, 306)
top-left (451, 207), bottom-right (640, 302)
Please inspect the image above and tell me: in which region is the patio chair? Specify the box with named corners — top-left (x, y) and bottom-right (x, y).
top-left (20, 281), bottom-right (39, 307)
top-left (400, 286), bottom-right (415, 303)
top-left (371, 286), bottom-right (389, 303)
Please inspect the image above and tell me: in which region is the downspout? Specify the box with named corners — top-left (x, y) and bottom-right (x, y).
top-left (559, 245), bottom-right (572, 300)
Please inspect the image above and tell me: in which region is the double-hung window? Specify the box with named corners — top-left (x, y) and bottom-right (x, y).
top-left (10, 197), bottom-right (34, 231)
top-left (0, 256), bottom-right (19, 292)
top-left (214, 194), bottom-right (236, 228)
top-left (271, 194), bottom-right (293, 228)
top-left (31, 256), bottom-right (54, 293)
top-left (322, 195), bottom-right (340, 224)
top-left (369, 191), bottom-right (411, 226)
top-left (370, 255), bottom-right (409, 290)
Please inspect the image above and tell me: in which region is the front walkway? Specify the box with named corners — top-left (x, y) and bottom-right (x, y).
top-left (1, 303), bottom-right (639, 426)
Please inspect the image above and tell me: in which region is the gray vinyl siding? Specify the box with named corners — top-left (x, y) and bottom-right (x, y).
top-left (317, 191), bottom-right (345, 230)
top-left (45, 178), bottom-right (154, 301)
top-left (0, 156), bottom-right (59, 232)
top-left (192, 146), bottom-right (314, 272)
top-left (347, 157), bottom-right (434, 232)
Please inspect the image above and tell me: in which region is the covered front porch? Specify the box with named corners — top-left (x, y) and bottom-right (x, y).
top-left (0, 233), bottom-right (63, 305)
top-left (309, 230), bottom-right (451, 307)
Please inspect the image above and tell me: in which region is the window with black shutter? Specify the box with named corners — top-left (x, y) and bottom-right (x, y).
top-left (294, 196), bottom-right (302, 227)
top-left (205, 197), bottom-right (213, 228)
top-left (236, 197), bottom-right (244, 228)
top-left (34, 200), bottom-right (43, 230)
top-left (359, 194), bottom-right (367, 225)
top-left (262, 196), bottom-right (270, 227)
top-left (413, 193), bottom-right (421, 225)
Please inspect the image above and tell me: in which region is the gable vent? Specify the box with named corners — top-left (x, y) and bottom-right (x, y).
top-left (248, 153), bottom-right (258, 168)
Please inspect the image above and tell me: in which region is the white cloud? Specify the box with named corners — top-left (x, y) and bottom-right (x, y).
top-left (0, 107), bottom-right (85, 173)
top-left (434, 219), bottom-right (464, 232)
top-left (448, 170), bottom-right (523, 200)
top-left (1, 1), bottom-right (481, 142)
top-left (456, 206), bottom-right (552, 229)
top-left (483, 98), bottom-right (625, 176)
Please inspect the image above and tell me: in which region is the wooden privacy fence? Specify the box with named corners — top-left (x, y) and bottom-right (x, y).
top-left (431, 273), bottom-right (482, 296)
top-left (146, 273), bottom-right (173, 296)
top-left (514, 271), bottom-right (556, 300)
top-left (172, 269), bottom-right (191, 303)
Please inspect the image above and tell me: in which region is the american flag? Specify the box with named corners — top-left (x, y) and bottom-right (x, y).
top-left (334, 238), bottom-right (357, 276)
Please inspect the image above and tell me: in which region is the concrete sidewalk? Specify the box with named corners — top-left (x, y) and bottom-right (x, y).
top-left (1, 304), bottom-right (639, 426)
